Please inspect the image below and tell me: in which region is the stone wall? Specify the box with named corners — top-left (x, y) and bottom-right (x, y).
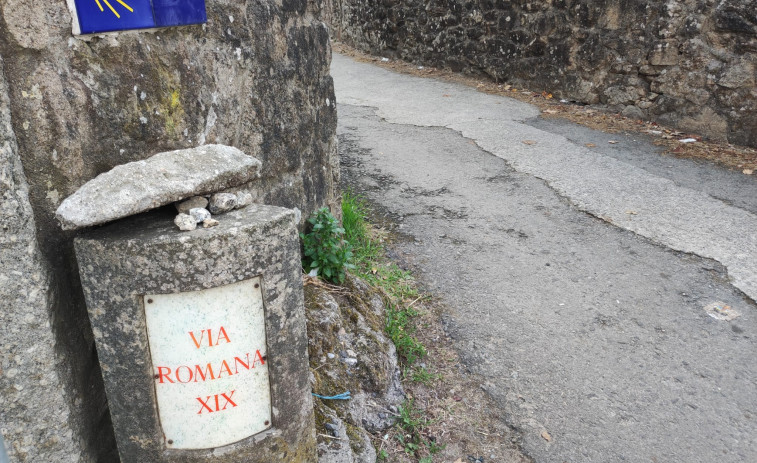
top-left (326, 0), bottom-right (757, 147)
top-left (0, 0), bottom-right (338, 460)
top-left (1, 54), bottom-right (86, 463)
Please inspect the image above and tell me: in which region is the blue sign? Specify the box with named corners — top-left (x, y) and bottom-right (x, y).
top-left (73, 0), bottom-right (206, 34)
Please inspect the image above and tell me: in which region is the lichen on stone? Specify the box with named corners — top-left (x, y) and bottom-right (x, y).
top-left (305, 274), bottom-right (404, 462)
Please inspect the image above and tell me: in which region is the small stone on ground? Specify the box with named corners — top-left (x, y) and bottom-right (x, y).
top-left (202, 218), bottom-right (219, 228)
top-left (236, 192), bottom-right (254, 209)
top-left (174, 213), bottom-right (196, 231)
top-left (176, 196), bottom-right (209, 213)
top-left (189, 207), bottom-right (211, 223)
top-left (209, 193), bottom-right (238, 214)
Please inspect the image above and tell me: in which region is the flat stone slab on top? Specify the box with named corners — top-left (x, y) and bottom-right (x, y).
top-left (55, 144), bottom-right (261, 230)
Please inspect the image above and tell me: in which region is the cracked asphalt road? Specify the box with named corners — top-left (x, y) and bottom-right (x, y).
top-left (332, 53), bottom-right (757, 463)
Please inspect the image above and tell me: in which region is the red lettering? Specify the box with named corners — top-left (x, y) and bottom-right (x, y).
top-left (193, 363), bottom-right (216, 382)
top-left (196, 391), bottom-right (238, 414)
top-left (220, 391), bottom-right (237, 410)
top-left (233, 354), bottom-right (250, 374)
top-left (217, 360), bottom-right (233, 378)
top-left (175, 365), bottom-right (194, 383)
top-left (157, 350), bottom-right (266, 385)
top-left (216, 326), bottom-right (231, 345)
top-left (156, 366), bottom-right (174, 384)
top-left (189, 330), bottom-right (205, 349)
top-left (253, 349), bottom-right (266, 367)
top-left (190, 327), bottom-right (231, 348)
top-left (196, 396), bottom-right (213, 414)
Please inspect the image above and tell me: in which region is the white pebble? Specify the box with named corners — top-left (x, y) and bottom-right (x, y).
top-left (174, 213), bottom-right (197, 231)
top-left (189, 207), bottom-right (211, 223)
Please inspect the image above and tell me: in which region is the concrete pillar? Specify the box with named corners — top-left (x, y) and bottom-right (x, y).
top-left (74, 205), bottom-right (315, 462)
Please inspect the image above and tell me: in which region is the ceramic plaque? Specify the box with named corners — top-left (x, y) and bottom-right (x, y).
top-left (144, 277), bottom-right (271, 449)
top-left (68, 0), bottom-right (207, 35)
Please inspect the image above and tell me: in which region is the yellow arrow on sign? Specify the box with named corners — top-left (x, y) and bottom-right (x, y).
top-left (94, 0), bottom-right (134, 18)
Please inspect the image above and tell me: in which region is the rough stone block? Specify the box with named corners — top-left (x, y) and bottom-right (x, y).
top-left (0, 54), bottom-right (84, 463)
top-left (718, 62), bottom-right (755, 89)
top-left (648, 41), bottom-right (680, 66)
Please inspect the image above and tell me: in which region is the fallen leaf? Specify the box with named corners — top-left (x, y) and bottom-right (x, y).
top-left (744, 169), bottom-right (754, 175)
top-left (585, 143), bottom-right (596, 148)
top-left (442, 94), bottom-right (451, 97)
top-left (625, 210), bottom-right (638, 215)
top-left (522, 140), bottom-right (537, 145)
top-left (544, 109), bottom-right (558, 114)
top-left (541, 430), bottom-right (552, 442)
top-left (453, 395), bottom-right (463, 401)
top-left (608, 140), bottom-right (619, 144)
top-left (454, 459), bottom-right (464, 463)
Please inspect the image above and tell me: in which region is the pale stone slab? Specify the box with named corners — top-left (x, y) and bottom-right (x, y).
top-left (145, 277), bottom-right (271, 450)
top-left (55, 144), bottom-right (261, 230)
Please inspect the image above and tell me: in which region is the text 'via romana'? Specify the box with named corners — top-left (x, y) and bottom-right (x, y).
top-left (154, 326), bottom-right (266, 384)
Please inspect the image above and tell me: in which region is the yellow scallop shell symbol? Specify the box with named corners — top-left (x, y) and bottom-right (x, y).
top-left (95, 0), bottom-right (134, 18)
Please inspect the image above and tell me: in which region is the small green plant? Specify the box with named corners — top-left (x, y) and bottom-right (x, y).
top-left (377, 449), bottom-right (389, 461)
top-left (395, 400), bottom-right (444, 460)
top-left (406, 366), bottom-right (441, 385)
top-left (342, 191), bottom-right (382, 266)
top-left (385, 303), bottom-right (427, 365)
top-left (301, 207), bottom-right (353, 284)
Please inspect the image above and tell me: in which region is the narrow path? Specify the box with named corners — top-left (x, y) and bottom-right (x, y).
top-left (333, 54), bottom-right (757, 463)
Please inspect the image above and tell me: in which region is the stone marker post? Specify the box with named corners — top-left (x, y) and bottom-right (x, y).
top-left (74, 205), bottom-right (315, 462)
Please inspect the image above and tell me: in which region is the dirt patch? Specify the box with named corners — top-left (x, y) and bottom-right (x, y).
top-left (306, 268), bottom-right (532, 462)
top-left (333, 42), bottom-right (757, 174)
top-left (381, 297), bottom-right (533, 463)
top-left (347, 214), bottom-right (532, 462)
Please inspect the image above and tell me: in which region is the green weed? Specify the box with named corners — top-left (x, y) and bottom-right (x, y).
top-left (301, 207), bottom-right (353, 284)
top-left (342, 192), bottom-right (443, 461)
top-left (396, 400), bottom-right (444, 460)
top-left (405, 366), bottom-right (441, 385)
top-left (386, 303), bottom-right (426, 365)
